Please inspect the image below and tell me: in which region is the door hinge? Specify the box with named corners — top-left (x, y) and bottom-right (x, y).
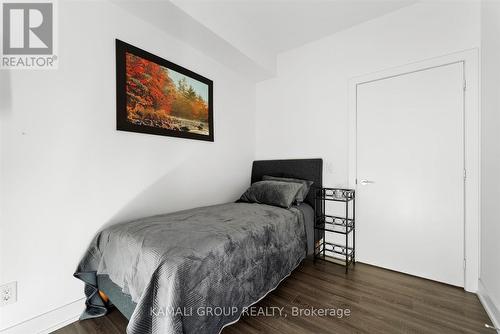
top-left (464, 169), bottom-right (467, 180)
top-left (463, 259), bottom-right (466, 269)
top-left (463, 80), bottom-right (467, 91)
top-left (355, 178), bottom-right (358, 185)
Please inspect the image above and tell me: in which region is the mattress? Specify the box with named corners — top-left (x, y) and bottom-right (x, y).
top-left (75, 202), bottom-right (313, 334)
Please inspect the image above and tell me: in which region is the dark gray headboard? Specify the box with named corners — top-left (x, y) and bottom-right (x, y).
top-left (251, 159), bottom-right (323, 207)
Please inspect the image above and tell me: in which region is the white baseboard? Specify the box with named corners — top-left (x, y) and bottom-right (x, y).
top-left (478, 279), bottom-right (500, 333)
top-left (0, 298), bottom-right (84, 334)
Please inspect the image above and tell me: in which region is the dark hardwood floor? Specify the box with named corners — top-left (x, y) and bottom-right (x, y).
top-left (54, 259), bottom-right (493, 334)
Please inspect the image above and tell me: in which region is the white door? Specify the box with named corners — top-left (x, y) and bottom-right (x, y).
top-left (356, 62), bottom-right (464, 287)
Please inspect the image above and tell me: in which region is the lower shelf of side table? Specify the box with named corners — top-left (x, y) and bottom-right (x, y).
top-left (314, 241), bottom-right (355, 268)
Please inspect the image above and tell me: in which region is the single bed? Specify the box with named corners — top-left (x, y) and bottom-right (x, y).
top-left (74, 158), bottom-right (322, 334)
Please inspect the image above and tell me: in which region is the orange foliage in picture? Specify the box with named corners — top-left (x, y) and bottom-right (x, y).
top-left (125, 52), bottom-right (210, 135)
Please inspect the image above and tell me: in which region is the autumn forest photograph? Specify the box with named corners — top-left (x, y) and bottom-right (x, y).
top-left (117, 43), bottom-right (213, 141)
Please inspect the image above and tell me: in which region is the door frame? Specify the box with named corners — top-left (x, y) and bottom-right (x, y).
top-left (348, 49), bottom-right (480, 292)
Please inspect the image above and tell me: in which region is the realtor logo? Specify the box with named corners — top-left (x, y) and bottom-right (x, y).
top-left (3, 2), bottom-right (53, 54)
top-left (1, 1), bottom-right (57, 69)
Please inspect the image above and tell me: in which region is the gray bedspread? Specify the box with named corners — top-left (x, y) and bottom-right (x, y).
top-left (75, 202), bottom-right (308, 334)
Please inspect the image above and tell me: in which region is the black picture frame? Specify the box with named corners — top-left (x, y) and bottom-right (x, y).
top-left (116, 39), bottom-right (214, 142)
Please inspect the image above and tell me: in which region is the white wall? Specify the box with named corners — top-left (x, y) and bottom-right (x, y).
top-left (255, 2), bottom-right (480, 187)
top-left (0, 1), bottom-right (255, 331)
top-left (479, 0), bottom-right (500, 327)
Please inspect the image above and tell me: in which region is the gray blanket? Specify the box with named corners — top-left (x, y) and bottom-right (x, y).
top-left (75, 202), bottom-right (307, 334)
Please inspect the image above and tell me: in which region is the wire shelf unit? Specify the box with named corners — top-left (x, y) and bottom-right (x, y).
top-left (313, 187), bottom-right (356, 273)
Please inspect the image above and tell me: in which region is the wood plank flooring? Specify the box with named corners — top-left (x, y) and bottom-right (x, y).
top-left (53, 259), bottom-right (493, 334)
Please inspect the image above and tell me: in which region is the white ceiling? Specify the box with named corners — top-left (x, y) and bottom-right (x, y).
top-left (173, 0), bottom-right (416, 54)
top-left (114, 0), bottom-right (417, 80)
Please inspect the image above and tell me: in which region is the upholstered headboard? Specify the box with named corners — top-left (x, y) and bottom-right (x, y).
top-left (251, 159), bottom-right (323, 208)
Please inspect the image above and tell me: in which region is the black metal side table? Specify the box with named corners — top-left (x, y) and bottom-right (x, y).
top-left (313, 187), bottom-right (355, 273)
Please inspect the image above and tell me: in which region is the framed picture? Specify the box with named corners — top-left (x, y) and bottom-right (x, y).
top-left (116, 39), bottom-right (214, 141)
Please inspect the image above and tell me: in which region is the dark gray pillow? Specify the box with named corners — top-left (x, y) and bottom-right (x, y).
top-left (239, 180), bottom-right (303, 209)
top-left (262, 175), bottom-right (314, 203)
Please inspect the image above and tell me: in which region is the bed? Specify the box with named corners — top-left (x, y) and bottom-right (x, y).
top-left (74, 158), bottom-right (322, 334)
